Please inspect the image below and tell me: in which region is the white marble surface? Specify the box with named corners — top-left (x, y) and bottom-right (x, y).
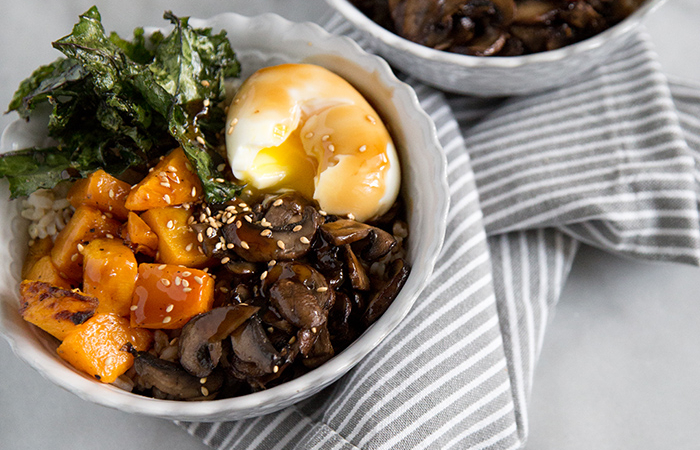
top-left (1, 1), bottom-right (699, 449)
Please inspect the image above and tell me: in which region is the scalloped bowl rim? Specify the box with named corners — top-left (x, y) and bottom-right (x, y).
top-left (324, 0), bottom-right (668, 68)
top-left (0, 12), bottom-right (450, 420)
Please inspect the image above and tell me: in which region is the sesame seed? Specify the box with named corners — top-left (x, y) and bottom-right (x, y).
top-left (201, 80), bottom-right (210, 87)
top-left (347, 213), bottom-right (356, 220)
top-left (217, 163), bottom-right (226, 172)
top-left (236, 220), bottom-right (242, 229)
top-left (158, 264), bottom-right (167, 270)
top-left (191, 187), bottom-right (197, 197)
top-left (231, 117), bottom-right (239, 125)
top-left (240, 241), bottom-right (250, 250)
top-left (227, 126), bottom-right (235, 135)
top-left (311, 327), bottom-right (317, 333)
top-left (196, 136), bottom-right (206, 145)
top-left (273, 199), bottom-right (283, 207)
top-left (319, 210), bottom-right (327, 216)
top-left (238, 202), bottom-right (248, 208)
top-left (221, 256), bottom-right (230, 264)
top-left (197, 233), bottom-right (204, 243)
top-left (366, 115), bottom-right (376, 124)
top-left (108, 189), bottom-right (115, 199)
top-left (104, 212), bottom-right (113, 218)
top-left (200, 386), bottom-right (209, 396)
top-left (261, 219), bottom-right (272, 228)
top-left (105, 233), bottom-right (114, 239)
top-left (206, 227), bottom-right (216, 238)
top-left (76, 243), bottom-right (84, 252)
top-left (273, 365), bottom-right (279, 374)
top-left (166, 220), bottom-right (174, 229)
top-left (359, 145), bottom-right (367, 152)
top-left (70, 253), bottom-right (79, 262)
top-left (260, 271), bottom-right (268, 280)
top-left (164, 194), bottom-right (171, 204)
top-left (182, 279), bottom-right (189, 288)
top-left (166, 304), bottom-right (174, 313)
top-left (328, 144), bottom-right (335, 152)
top-left (317, 286), bottom-right (328, 292)
top-left (182, 271), bottom-right (191, 277)
top-left (130, 305), bottom-right (138, 311)
top-left (219, 287), bottom-right (229, 293)
top-left (161, 279), bottom-right (171, 286)
top-left (277, 240), bottom-right (286, 250)
top-left (261, 229), bottom-right (272, 237)
top-left (160, 181), bottom-right (171, 188)
top-left (183, 287), bottom-right (192, 293)
top-left (175, 277), bottom-right (181, 286)
top-left (226, 217), bottom-right (235, 224)
top-left (163, 316), bottom-right (172, 324)
top-left (288, 336), bottom-right (297, 344)
top-left (244, 215), bottom-right (252, 223)
top-left (268, 260), bottom-right (277, 267)
top-left (226, 243), bottom-right (234, 249)
top-left (267, 327), bottom-right (274, 333)
top-left (305, 132), bottom-right (314, 139)
top-left (203, 98), bottom-right (210, 107)
top-left (200, 377), bottom-right (207, 384)
top-left (215, 177), bottom-right (225, 183)
top-left (194, 276), bottom-right (204, 285)
top-left (322, 134), bottom-right (330, 141)
top-left (198, 247), bottom-right (204, 254)
top-left (300, 236), bottom-right (310, 244)
top-left (292, 225), bottom-right (302, 232)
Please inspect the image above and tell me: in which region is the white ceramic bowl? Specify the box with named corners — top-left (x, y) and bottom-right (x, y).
top-left (0, 13), bottom-right (449, 421)
top-left (324, 0), bottom-right (667, 96)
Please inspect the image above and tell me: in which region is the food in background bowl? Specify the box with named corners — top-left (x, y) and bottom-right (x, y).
top-left (2, 8), bottom-right (410, 401)
top-left (350, 0), bottom-right (646, 56)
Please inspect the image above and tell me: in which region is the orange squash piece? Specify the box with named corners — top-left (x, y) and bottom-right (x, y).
top-left (140, 206), bottom-right (212, 268)
top-left (130, 263), bottom-right (214, 329)
top-left (57, 313), bottom-right (153, 383)
top-left (124, 147), bottom-right (202, 211)
top-left (22, 236), bottom-right (54, 279)
top-left (121, 212), bottom-right (159, 257)
top-left (67, 169), bottom-right (132, 220)
top-left (51, 205), bottom-right (122, 281)
top-left (24, 256), bottom-right (73, 289)
top-left (82, 239), bottom-right (138, 317)
top-left (19, 280), bottom-right (98, 340)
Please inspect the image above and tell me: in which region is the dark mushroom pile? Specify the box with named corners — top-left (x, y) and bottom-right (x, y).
top-left (350, 0), bottom-right (645, 56)
top-left (125, 192), bottom-right (410, 400)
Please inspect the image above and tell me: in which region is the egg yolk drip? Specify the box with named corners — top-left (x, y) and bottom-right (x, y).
top-left (225, 63), bottom-right (400, 222)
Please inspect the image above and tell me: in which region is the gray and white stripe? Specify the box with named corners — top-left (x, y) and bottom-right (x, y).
top-left (178, 17), bottom-right (700, 450)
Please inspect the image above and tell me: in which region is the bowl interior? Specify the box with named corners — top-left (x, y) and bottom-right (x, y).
top-left (0, 12), bottom-right (449, 421)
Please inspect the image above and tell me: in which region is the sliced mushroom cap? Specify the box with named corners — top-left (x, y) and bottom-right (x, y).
top-left (302, 326), bottom-right (335, 369)
top-left (320, 219), bottom-right (396, 261)
top-left (345, 245), bottom-right (370, 291)
top-left (132, 351), bottom-right (224, 400)
top-left (389, 0), bottom-right (454, 48)
top-left (179, 304), bottom-right (259, 377)
top-left (363, 258), bottom-right (410, 326)
top-left (230, 316), bottom-right (282, 375)
top-left (262, 262), bottom-right (334, 328)
top-left (222, 194), bottom-right (323, 262)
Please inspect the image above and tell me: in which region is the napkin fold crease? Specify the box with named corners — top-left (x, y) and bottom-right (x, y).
top-left (178, 15), bottom-right (700, 450)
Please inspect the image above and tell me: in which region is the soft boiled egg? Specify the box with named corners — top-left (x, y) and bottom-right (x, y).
top-left (225, 63), bottom-right (400, 222)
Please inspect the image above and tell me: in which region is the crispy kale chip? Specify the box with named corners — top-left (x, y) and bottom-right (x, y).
top-left (1, 6), bottom-right (242, 202)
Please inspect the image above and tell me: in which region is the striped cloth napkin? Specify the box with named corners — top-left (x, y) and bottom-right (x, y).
top-left (177, 17), bottom-right (700, 450)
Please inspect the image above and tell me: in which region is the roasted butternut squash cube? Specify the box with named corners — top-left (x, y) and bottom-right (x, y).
top-left (125, 147), bottom-right (202, 211)
top-left (67, 169), bottom-right (131, 220)
top-left (57, 313), bottom-right (153, 383)
top-left (140, 207), bottom-right (212, 268)
top-left (121, 212), bottom-right (158, 257)
top-left (24, 256), bottom-right (73, 289)
top-left (51, 206), bottom-right (122, 281)
top-left (131, 263), bottom-right (214, 329)
top-left (22, 236), bottom-right (53, 279)
top-left (19, 280), bottom-right (98, 340)
top-left (82, 239), bottom-right (138, 317)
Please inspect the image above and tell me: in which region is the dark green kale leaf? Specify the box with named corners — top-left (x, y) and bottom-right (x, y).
top-left (1, 6), bottom-right (242, 202)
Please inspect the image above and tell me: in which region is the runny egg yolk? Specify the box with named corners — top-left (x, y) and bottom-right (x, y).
top-left (225, 63), bottom-right (400, 222)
